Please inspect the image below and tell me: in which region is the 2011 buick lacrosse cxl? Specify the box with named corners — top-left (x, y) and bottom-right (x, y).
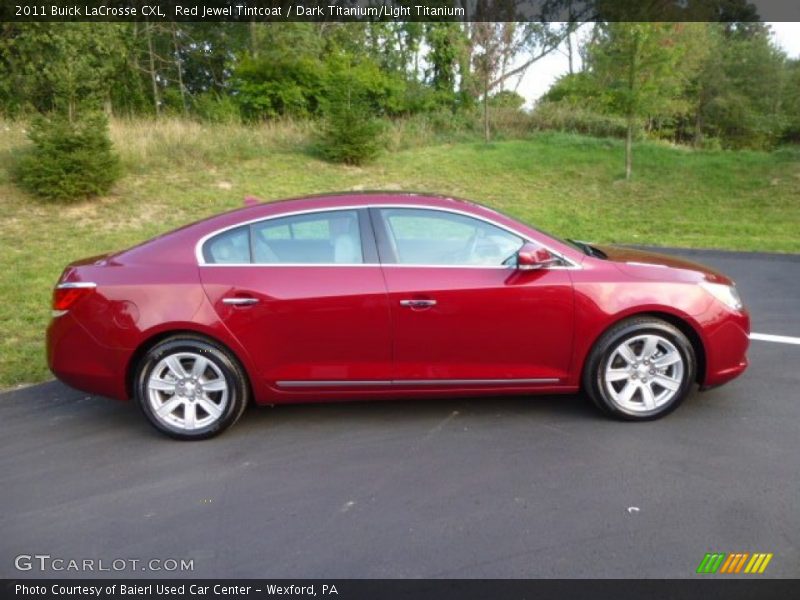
top-left (47, 192), bottom-right (749, 439)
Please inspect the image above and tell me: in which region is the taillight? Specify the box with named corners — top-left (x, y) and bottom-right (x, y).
top-left (52, 282), bottom-right (96, 317)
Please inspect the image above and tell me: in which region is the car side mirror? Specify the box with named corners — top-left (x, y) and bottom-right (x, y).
top-left (516, 243), bottom-right (560, 270)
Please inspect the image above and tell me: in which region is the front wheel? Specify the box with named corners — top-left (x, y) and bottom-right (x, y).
top-left (583, 318), bottom-right (696, 421)
top-left (135, 335), bottom-right (249, 440)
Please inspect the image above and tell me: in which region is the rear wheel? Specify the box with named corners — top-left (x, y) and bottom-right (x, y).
top-left (135, 335), bottom-right (249, 440)
top-left (583, 318), bottom-right (696, 420)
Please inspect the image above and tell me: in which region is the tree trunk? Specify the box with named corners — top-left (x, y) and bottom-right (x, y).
top-left (65, 60), bottom-right (75, 123)
top-left (171, 24), bottom-right (188, 116)
top-left (625, 117), bottom-right (633, 180)
top-left (130, 22), bottom-right (146, 117)
top-left (483, 69), bottom-right (490, 143)
top-left (146, 22), bottom-right (161, 117)
top-left (458, 22), bottom-right (474, 105)
top-left (625, 32), bottom-right (639, 181)
top-left (693, 91), bottom-right (705, 148)
top-left (249, 20), bottom-right (258, 58)
top-left (567, 31), bottom-right (574, 75)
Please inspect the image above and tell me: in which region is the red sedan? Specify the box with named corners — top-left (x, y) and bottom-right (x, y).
top-left (47, 193), bottom-right (749, 439)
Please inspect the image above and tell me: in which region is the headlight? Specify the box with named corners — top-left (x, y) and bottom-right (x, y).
top-left (699, 282), bottom-right (743, 311)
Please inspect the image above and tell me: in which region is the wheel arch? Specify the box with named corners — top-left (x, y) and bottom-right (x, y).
top-left (125, 328), bottom-right (255, 402)
top-left (582, 310), bottom-right (707, 385)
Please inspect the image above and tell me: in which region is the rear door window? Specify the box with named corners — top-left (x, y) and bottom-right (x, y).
top-left (251, 210), bottom-right (364, 265)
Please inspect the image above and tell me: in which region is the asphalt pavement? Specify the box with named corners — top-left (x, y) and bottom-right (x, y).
top-left (1, 247), bottom-right (798, 579)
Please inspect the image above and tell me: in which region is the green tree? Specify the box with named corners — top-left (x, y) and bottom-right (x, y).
top-left (489, 90), bottom-right (526, 111)
top-left (470, 22), bottom-right (573, 142)
top-left (783, 59), bottom-right (800, 143)
top-left (2, 25), bottom-right (123, 200)
top-left (588, 23), bottom-right (692, 179)
top-left (0, 23), bottom-right (127, 118)
top-left (233, 23), bottom-right (413, 120)
top-left (424, 23), bottom-right (463, 101)
top-left (317, 65), bottom-right (384, 166)
top-left (547, 22), bottom-right (793, 150)
top-left (694, 24), bottom-right (787, 149)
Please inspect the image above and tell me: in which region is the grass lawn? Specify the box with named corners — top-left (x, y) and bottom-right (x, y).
top-left (1, 119), bottom-right (798, 388)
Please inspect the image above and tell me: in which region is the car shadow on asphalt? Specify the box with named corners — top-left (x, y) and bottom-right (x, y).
top-left (241, 392), bottom-right (603, 429)
top-left (0, 380), bottom-right (605, 442)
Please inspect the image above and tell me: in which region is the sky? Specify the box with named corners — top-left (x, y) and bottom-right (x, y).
top-left (514, 22), bottom-right (800, 107)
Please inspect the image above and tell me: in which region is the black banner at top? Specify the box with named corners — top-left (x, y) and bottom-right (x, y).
top-left (3, 0), bottom-right (800, 23)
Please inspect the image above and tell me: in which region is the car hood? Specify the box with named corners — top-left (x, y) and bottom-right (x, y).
top-left (593, 244), bottom-right (733, 285)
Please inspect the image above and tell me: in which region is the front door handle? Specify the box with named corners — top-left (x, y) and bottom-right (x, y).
top-left (222, 297), bottom-right (259, 306)
top-left (399, 299), bottom-right (437, 309)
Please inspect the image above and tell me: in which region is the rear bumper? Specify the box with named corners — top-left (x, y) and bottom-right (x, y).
top-left (47, 314), bottom-right (129, 400)
top-left (701, 308), bottom-right (750, 388)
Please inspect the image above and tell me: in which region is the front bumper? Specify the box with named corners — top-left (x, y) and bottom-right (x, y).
top-left (700, 307), bottom-right (750, 388)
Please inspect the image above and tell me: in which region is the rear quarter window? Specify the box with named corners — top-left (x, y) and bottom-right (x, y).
top-left (203, 226), bottom-right (251, 264)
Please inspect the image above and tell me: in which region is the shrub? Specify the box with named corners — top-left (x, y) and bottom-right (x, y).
top-left (317, 70), bottom-right (385, 165)
top-left (317, 102), bottom-right (384, 165)
top-left (14, 113), bottom-right (120, 201)
top-left (489, 90), bottom-right (526, 111)
top-left (192, 93), bottom-right (241, 123)
top-left (530, 102), bottom-right (642, 140)
top-left (385, 109), bottom-right (478, 150)
top-left (233, 55), bottom-right (326, 120)
top-left (696, 136), bottom-right (723, 151)
top-left (487, 107), bottom-right (536, 139)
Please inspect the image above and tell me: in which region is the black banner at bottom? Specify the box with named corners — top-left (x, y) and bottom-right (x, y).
top-left (2, 579), bottom-right (798, 600)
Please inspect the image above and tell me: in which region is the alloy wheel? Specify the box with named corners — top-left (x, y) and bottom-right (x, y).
top-left (147, 352), bottom-right (229, 430)
top-left (603, 334), bottom-right (685, 414)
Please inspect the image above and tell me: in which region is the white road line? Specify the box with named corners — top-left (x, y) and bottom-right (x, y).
top-left (750, 333), bottom-right (800, 345)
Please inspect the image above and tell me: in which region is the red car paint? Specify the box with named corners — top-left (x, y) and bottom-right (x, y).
top-left (46, 193), bottom-right (749, 405)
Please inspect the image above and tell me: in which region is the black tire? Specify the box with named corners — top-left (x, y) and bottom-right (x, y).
top-left (583, 317), bottom-right (696, 421)
top-left (135, 334), bottom-right (249, 440)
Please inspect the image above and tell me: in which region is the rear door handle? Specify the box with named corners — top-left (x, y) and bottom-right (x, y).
top-left (399, 299), bottom-right (437, 308)
top-left (222, 297), bottom-right (259, 306)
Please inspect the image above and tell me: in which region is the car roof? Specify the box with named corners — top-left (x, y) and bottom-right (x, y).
top-left (190, 191), bottom-right (510, 236)
top-left (236, 191), bottom-right (483, 214)
top-left (115, 191), bottom-right (581, 267)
